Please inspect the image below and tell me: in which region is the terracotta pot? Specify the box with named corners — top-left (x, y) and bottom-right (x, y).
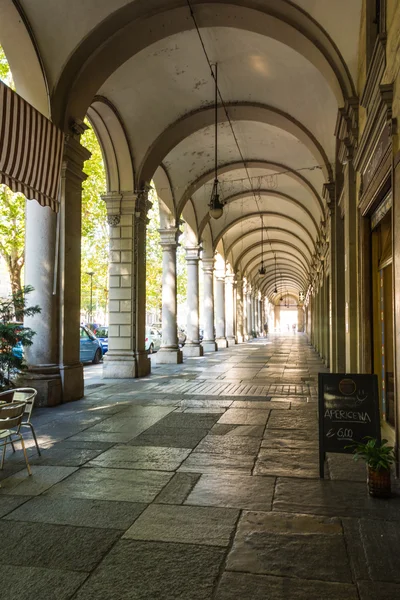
top-left (367, 467), bottom-right (391, 498)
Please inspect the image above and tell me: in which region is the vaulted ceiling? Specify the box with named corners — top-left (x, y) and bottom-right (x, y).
top-left (8, 0), bottom-right (362, 301)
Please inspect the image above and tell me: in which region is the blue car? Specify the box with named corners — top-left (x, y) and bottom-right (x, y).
top-left (80, 326), bottom-right (103, 363)
top-left (13, 325), bottom-right (103, 364)
top-left (94, 326), bottom-right (108, 355)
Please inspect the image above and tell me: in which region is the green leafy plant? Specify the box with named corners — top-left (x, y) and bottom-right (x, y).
top-left (0, 285), bottom-right (41, 390)
top-left (347, 437), bottom-right (395, 472)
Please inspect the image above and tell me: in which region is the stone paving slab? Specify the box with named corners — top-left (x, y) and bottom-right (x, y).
top-left (215, 572), bottom-right (359, 600)
top-left (186, 473), bottom-right (275, 511)
top-left (273, 478), bottom-right (400, 519)
top-left (231, 400), bottom-right (290, 410)
top-left (0, 465), bottom-right (78, 496)
top-left (179, 452), bottom-right (255, 475)
top-left (45, 467), bottom-right (172, 503)
top-left (1, 565), bottom-right (88, 600)
top-left (123, 503), bottom-right (239, 546)
top-left (0, 494), bottom-right (30, 518)
top-left (254, 447), bottom-right (320, 478)
top-left (343, 518), bottom-right (400, 582)
top-left (226, 511), bottom-right (353, 583)
top-left (218, 408), bottom-right (270, 425)
top-left (86, 445), bottom-right (191, 471)
top-left (0, 520), bottom-right (120, 572)
top-left (357, 581), bottom-right (400, 599)
top-left (128, 426), bottom-right (209, 448)
top-left (74, 540), bottom-right (225, 600)
top-left (266, 410), bottom-right (317, 429)
top-left (154, 472), bottom-right (200, 504)
top-left (195, 434), bottom-right (261, 455)
top-left (4, 495), bottom-right (146, 530)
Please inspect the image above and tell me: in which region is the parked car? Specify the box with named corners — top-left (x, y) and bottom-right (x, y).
top-left (145, 326), bottom-right (162, 354)
top-left (178, 327), bottom-right (186, 347)
top-left (95, 326), bottom-right (108, 355)
top-left (13, 325), bottom-right (103, 364)
top-left (80, 326), bottom-right (103, 363)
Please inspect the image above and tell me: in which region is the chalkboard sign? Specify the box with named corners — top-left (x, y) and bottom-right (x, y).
top-left (318, 373), bottom-right (381, 478)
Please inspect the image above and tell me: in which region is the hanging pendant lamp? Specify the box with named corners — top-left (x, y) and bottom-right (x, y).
top-left (209, 63), bottom-right (224, 220)
top-left (258, 216), bottom-right (266, 275)
top-left (273, 255), bottom-right (278, 294)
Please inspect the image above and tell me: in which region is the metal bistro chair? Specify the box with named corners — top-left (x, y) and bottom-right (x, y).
top-left (12, 388), bottom-right (41, 456)
top-left (0, 402), bottom-right (32, 476)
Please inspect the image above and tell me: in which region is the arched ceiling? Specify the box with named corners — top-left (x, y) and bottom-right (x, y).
top-left (12, 0), bottom-right (362, 301)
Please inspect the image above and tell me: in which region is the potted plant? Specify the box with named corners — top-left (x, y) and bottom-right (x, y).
top-left (349, 437), bottom-right (395, 498)
top-left (0, 285), bottom-right (40, 392)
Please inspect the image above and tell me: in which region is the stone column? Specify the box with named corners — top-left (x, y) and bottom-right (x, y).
top-left (236, 274), bottom-right (244, 343)
top-left (225, 272), bottom-right (236, 347)
top-left (215, 271), bottom-right (227, 349)
top-left (23, 201), bottom-right (61, 406)
top-left (247, 288), bottom-right (252, 337)
top-left (183, 246), bottom-right (203, 357)
top-left (201, 258), bottom-right (217, 352)
top-left (58, 130), bottom-right (90, 402)
top-left (103, 191), bottom-right (151, 379)
top-left (343, 163), bottom-right (358, 371)
top-left (258, 296), bottom-right (263, 334)
top-left (243, 281), bottom-right (248, 340)
top-left (252, 293), bottom-right (257, 335)
top-left (157, 228), bottom-right (182, 363)
top-left (134, 190), bottom-right (152, 376)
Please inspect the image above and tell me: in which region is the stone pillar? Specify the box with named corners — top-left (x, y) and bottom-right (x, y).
top-left (236, 274), bottom-right (244, 343)
top-left (215, 271), bottom-right (227, 349)
top-left (183, 246), bottom-right (203, 357)
top-left (243, 281), bottom-right (248, 340)
top-left (103, 191), bottom-right (151, 379)
top-left (134, 191), bottom-right (152, 376)
top-left (58, 131), bottom-right (90, 402)
top-left (252, 294), bottom-right (257, 335)
top-left (157, 228), bottom-right (182, 364)
top-left (23, 201), bottom-right (61, 406)
top-left (343, 163), bottom-right (358, 371)
top-left (258, 296), bottom-right (263, 334)
top-left (225, 272), bottom-right (236, 347)
top-left (201, 258), bottom-right (217, 352)
top-left (247, 288), bottom-right (252, 337)
top-left (274, 304), bottom-right (280, 331)
top-left (297, 306), bottom-right (305, 332)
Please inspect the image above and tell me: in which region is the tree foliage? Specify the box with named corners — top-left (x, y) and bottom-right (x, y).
top-left (0, 46), bottom-right (24, 297)
top-left (0, 186), bottom-right (25, 296)
top-left (80, 121), bottom-right (108, 320)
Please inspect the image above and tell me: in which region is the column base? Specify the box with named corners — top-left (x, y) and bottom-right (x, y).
top-left (156, 348), bottom-right (183, 364)
top-left (183, 344), bottom-right (204, 357)
top-left (201, 340), bottom-right (218, 353)
top-left (103, 353), bottom-right (136, 378)
top-left (17, 365), bottom-right (62, 407)
top-left (216, 337), bottom-right (228, 349)
top-left (226, 336), bottom-right (236, 347)
top-left (136, 352), bottom-right (151, 377)
top-left (59, 363), bottom-right (84, 402)
top-left (236, 334), bottom-right (244, 344)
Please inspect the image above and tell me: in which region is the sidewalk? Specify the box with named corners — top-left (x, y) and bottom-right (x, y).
top-left (1, 334), bottom-right (399, 599)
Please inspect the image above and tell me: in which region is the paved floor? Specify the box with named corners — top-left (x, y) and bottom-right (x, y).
top-left (1, 334), bottom-right (400, 600)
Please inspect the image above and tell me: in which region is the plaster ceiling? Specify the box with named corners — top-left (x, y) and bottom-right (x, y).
top-left (9, 0), bottom-right (362, 300)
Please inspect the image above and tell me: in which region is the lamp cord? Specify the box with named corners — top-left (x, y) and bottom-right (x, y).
top-left (186, 0), bottom-right (276, 259)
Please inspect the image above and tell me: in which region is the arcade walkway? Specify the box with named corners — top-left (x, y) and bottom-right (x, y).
top-left (1, 334), bottom-right (399, 600)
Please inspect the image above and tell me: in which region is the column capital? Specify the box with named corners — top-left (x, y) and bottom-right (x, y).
top-left (225, 272), bottom-right (235, 284)
top-left (158, 227), bottom-right (180, 249)
top-left (202, 257), bottom-right (215, 274)
top-left (185, 245), bottom-right (201, 262)
top-left (62, 134), bottom-right (91, 185)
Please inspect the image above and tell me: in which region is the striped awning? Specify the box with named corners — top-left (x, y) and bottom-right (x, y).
top-left (0, 80), bottom-right (64, 212)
